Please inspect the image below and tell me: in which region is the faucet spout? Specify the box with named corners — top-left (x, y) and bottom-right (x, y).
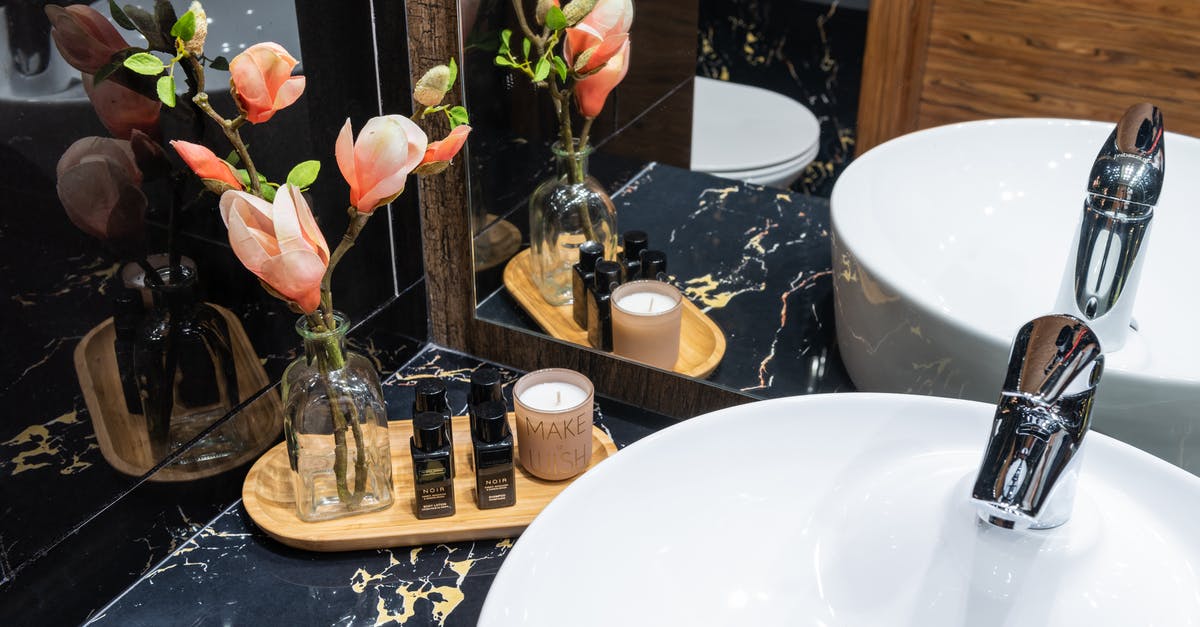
top-left (1055, 103), bottom-right (1164, 352)
top-left (971, 314), bottom-right (1104, 530)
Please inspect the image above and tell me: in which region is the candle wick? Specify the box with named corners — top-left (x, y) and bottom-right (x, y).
top-left (556, 390), bottom-right (561, 406)
top-left (646, 296), bottom-right (654, 313)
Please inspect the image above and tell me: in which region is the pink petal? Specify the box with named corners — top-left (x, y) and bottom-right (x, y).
top-left (224, 204), bottom-right (277, 274)
top-left (260, 249), bottom-right (326, 312)
top-left (219, 190), bottom-right (275, 234)
top-left (334, 118), bottom-right (359, 207)
top-left (272, 76), bottom-right (305, 111)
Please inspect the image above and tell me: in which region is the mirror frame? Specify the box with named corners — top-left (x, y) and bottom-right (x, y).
top-left (404, 0), bottom-right (750, 417)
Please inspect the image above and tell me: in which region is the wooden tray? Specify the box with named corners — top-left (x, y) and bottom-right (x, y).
top-left (502, 248), bottom-right (726, 378)
top-left (242, 414), bottom-right (617, 551)
top-left (73, 304), bottom-right (281, 482)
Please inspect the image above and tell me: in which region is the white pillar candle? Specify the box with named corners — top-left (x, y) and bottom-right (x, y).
top-left (517, 381), bottom-right (590, 412)
top-left (611, 280), bottom-right (683, 370)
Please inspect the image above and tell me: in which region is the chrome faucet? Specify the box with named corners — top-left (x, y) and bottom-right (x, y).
top-left (1054, 103), bottom-right (1164, 352)
top-left (971, 314), bottom-right (1104, 530)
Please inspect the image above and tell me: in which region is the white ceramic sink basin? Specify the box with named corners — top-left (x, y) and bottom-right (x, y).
top-left (479, 394), bottom-right (1200, 626)
top-left (832, 118), bottom-right (1200, 473)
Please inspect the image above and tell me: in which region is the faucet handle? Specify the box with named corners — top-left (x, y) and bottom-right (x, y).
top-left (972, 314), bottom-right (1104, 530)
top-left (1088, 102), bottom-right (1165, 211)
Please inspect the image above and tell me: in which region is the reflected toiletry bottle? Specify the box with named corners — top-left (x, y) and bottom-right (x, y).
top-left (472, 400), bottom-right (516, 509)
top-left (619, 230), bottom-right (649, 281)
top-left (414, 378), bottom-right (454, 476)
top-left (588, 260), bottom-right (622, 351)
top-left (469, 367), bottom-right (505, 437)
top-left (572, 241), bottom-right (605, 329)
top-left (111, 286), bottom-right (145, 415)
top-left (411, 411), bottom-right (456, 519)
top-left (639, 250), bottom-right (668, 281)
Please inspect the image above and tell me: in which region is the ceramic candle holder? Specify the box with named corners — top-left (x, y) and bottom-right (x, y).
top-left (611, 280), bottom-right (683, 370)
top-left (513, 368), bottom-right (595, 481)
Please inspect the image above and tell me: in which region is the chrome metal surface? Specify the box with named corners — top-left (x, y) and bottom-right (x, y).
top-left (972, 314), bottom-right (1104, 530)
top-left (1055, 103), bottom-right (1164, 351)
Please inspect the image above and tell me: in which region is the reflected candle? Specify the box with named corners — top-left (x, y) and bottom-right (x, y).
top-left (513, 368), bottom-right (595, 480)
top-left (611, 280), bottom-right (683, 370)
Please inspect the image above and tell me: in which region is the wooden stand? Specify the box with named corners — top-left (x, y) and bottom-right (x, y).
top-left (73, 304), bottom-right (281, 482)
top-left (502, 248), bottom-right (726, 378)
top-left (242, 414), bottom-right (618, 551)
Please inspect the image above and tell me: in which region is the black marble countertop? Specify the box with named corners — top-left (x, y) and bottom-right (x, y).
top-left (89, 346), bottom-right (678, 626)
top-left (478, 162), bottom-right (855, 398)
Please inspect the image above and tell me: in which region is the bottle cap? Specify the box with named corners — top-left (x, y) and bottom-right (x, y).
top-left (622, 230), bottom-right (649, 259)
top-left (469, 367), bottom-right (504, 406)
top-left (412, 411), bottom-right (447, 450)
top-left (639, 250), bottom-right (668, 279)
top-left (593, 260), bottom-right (622, 293)
top-left (473, 401), bottom-right (511, 443)
top-left (577, 241), bottom-right (604, 272)
top-left (413, 379), bottom-right (449, 414)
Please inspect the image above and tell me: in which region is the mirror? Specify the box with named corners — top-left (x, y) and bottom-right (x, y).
top-left (461, 0), bottom-right (867, 398)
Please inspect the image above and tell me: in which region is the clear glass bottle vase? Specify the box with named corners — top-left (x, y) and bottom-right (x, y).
top-left (282, 313), bottom-right (393, 521)
top-left (528, 141), bottom-right (618, 305)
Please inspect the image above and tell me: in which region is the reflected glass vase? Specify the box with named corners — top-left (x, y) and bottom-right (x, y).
top-left (282, 313), bottom-right (393, 521)
top-left (134, 265), bottom-right (243, 466)
top-left (529, 141), bottom-right (618, 305)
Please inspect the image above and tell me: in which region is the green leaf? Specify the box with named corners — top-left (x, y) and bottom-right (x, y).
top-left (552, 56), bottom-right (568, 82)
top-left (261, 185), bottom-right (276, 202)
top-left (154, 0), bottom-right (179, 43)
top-left (93, 60), bottom-right (122, 85)
top-left (447, 105), bottom-right (470, 129)
top-left (545, 6), bottom-right (567, 30)
top-left (123, 52), bottom-right (165, 75)
top-left (170, 10), bottom-right (196, 42)
top-left (109, 0), bottom-right (136, 29)
top-left (124, 5), bottom-right (168, 51)
top-left (499, 29), bottom-right (512, 54)
top-left (286, 160), bottom-right (321, 189)
top-left (533, 57), bottom-right (550, 82)
top-left (447, 57), bottom-right (458, 89)
top-left (522, 37), bottom-right (531, 59)
top-left (236, 169), bottom-right (251, 186)
top-left (494, 55), bottom-right (514, 68)
top-left (156, 74), bottom-right (176, 107)
top-left (226, 150), bottom-right (240, 166)
top-left (209, 56), bottom-right (229, 71)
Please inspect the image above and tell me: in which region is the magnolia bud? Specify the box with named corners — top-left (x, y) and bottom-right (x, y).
top-left (129, 130), bottom-right (170, 180)
top-left (413, 64), bottom-right (452, 107)
top-left (562, 0), bottom-right (597, 26)
top-left (185, 2), bottom-right (207, 56)
top-left (535, 0), bottom-right (556, 25)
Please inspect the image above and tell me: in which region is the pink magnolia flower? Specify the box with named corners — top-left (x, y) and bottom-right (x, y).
top-left (219, 185), bottom-right (329, 313)
top-left (574, 39), bottom-right (630, 118)
top-left (170, 141), bottom-right (242, 190)
top-left (45, 4), bottom-right (128, 74)
top-left (421, 125), bottom-right (471, 165)
top-left (83, 73), bottom-right (161, 140)
top-left (336, 115), bottom-right (427, 214)
top-left (56, 137), bottom-right (146, 243)
top-left (577, 0), bottom-right (633, 37)
top-left (229, 43), bottom-right (306, 124)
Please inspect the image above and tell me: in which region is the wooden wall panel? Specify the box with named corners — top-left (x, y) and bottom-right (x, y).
top-left (858, 0), bottom-right (1200, 153)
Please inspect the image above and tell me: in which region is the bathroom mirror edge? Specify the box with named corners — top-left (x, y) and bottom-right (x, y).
top-left (405, 0), bottom-right (751, 417)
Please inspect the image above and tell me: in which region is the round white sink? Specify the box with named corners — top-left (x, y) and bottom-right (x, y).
top-left (832, 118), bottom-right (1200, 473)
top-left (479, 394), bottom-right (1200, 626)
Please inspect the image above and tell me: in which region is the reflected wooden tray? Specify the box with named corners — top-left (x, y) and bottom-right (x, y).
top-left (73, 304), bottom-right (281, 482)
top-left (242, 414), bottom-right (617, 552)
top-left (502, 248), bottom-right (726, 378)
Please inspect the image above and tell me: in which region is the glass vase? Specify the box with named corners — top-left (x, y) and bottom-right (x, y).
top-left (528, 141), bottom-right (618, 305)
top-left (134, 264), bottom-right (244, 466)
top-left (282, 312), bottom-right (393, 521)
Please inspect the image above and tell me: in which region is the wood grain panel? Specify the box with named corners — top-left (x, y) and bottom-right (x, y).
top-left (858, 0), bottom-right (1200, 153)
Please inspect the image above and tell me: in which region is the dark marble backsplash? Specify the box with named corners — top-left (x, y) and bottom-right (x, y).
top-left (698, 0), bottom-right (868, 197)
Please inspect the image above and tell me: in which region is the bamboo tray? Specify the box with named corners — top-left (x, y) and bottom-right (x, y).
top-left (73, 304), bottom-right (281, 482)
top-left (242, 414), bottom-right (617, 551)
top-left (502, 248), bottom-right (726, 378)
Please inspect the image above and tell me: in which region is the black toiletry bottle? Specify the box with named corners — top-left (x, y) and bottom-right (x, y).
top-left (111, 287), bottom-right (145, 414)
top-left (639, 250), bottom-right (668, 281)
top-left (413, 379), bottom-right (454, 476)
top-left (587, 260), bottom-right (622, 351)
top-left (472, 400), bottom-right (516, 509)
top-left (619, 230), bottom-right (649, 281)
top-left (468, 367), bottom-right (505, 437)
top-left (571, 241), bottom-right (605, 329)
top-left (410, 411), bottom-right (456, 519)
